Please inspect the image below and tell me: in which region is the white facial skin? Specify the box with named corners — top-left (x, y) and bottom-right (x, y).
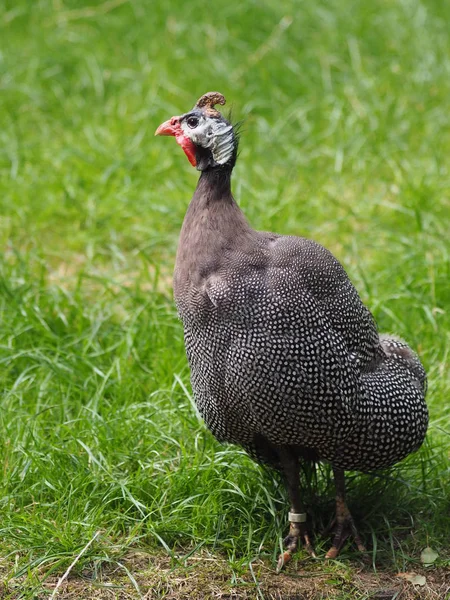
top-left (180, 115), bottom-right (234, 165)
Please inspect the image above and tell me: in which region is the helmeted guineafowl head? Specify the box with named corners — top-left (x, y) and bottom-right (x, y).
top-left (155, 92), bottom-right (237, 171)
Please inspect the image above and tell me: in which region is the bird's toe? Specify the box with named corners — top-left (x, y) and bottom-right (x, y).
top-left (277, 529), bottom-right (317, 571)
top-left (276, 551), bottom-right (292, 573)
top-left (325, 514), bottom-right (366, 559)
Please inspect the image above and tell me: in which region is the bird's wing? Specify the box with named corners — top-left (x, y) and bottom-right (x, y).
top-left (265, 234), bottom-right (380, 370)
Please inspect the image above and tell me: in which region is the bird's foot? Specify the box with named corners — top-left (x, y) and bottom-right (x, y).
top-left (276, 516), bottom-right (316, 572)
top-left (325, 512), bottom-right (366, 559)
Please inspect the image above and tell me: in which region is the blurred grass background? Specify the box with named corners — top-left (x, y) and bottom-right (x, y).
top-left (0, 0), bottom-right (449, 596)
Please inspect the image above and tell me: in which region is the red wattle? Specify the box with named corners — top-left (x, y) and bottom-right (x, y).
top-left (176, 134), bottom-right (197, 167)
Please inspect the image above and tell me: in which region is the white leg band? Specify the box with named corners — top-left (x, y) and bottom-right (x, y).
top-left (288, 512), bottom-right (307, 523)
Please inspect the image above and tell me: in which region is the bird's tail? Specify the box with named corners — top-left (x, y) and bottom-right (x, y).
top-left (379, 334), bottom-right (427, 394)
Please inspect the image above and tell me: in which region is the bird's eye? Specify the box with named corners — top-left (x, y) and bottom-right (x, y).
top-left (187, 116), bottom-right (199, 129)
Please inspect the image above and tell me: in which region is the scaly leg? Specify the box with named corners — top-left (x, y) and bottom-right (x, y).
top-left (276, 448), bottom-right (316, 572)
top-left (325, 467), bottom-right (366, 559)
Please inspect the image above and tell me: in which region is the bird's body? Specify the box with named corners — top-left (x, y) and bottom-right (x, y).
top-left (156, 92), bottom-right (428, 567)
top-left (174, 168), bottom-right (428, 474)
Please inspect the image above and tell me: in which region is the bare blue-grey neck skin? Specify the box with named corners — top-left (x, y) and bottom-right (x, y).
top-left (178, 107), bottom-right (238, 172)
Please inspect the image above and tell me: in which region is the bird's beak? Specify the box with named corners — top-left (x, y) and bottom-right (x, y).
top-left (155, 116), bottom-right (180, 136)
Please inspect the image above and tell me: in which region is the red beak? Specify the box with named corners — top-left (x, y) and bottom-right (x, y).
top-left (154, 116), bottom-right (181, 136)
top-left (155, 115), bottom-right (197, 167)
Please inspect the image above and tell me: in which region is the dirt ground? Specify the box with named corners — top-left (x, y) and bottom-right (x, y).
top-left (3, 553), bottom-right (449, 600)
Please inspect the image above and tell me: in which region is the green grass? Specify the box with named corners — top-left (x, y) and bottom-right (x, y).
top-left (0, 0), bottom-right (449, 597)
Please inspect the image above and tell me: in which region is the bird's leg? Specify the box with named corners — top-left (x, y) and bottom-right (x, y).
top-left (276, 448), bottom-right (316, 572)
top-left (325, 467), bottom-right (366, 559)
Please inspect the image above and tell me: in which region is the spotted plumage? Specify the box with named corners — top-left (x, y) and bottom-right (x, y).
top-left (176, 221), bottom-right (427, 473)
top-left (156, 92), bottom-right (428, 565)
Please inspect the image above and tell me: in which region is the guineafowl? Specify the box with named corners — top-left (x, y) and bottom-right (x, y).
top-left (155, 92), bottom-right (428, 570)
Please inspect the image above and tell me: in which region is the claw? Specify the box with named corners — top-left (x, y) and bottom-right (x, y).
top-left (303, 532), bottom-right (317, 558)
top-left (276, 551), bottom-right (292, 573)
